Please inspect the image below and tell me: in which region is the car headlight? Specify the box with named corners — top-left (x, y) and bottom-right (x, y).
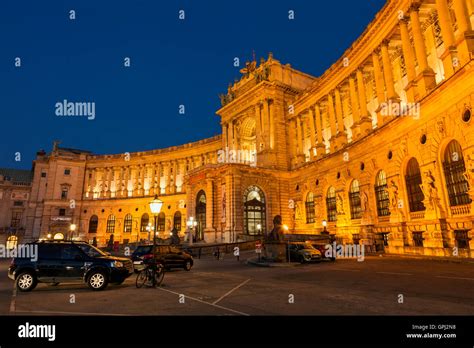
top-left (111, 261), bottom-right (124, 268)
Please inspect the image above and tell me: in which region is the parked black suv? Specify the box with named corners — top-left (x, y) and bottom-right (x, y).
top-left (131, 244), bottom-right (193, 272)
top-left (8, 240), bottom-right (133, 292)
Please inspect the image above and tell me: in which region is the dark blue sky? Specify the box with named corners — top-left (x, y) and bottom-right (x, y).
top-left (0, 0), bottom-right (386, 170)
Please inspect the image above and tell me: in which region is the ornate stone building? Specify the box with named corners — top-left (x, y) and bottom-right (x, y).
top-left (22, 0), bottom-right (474, 257)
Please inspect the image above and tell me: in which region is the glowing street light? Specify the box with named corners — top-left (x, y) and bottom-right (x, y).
top-left (149, 195), bottom-right (163, 259)
top-left (69, 223), bottom-right (76, 240)
top-left (187, 217), bottom-right (197, 245)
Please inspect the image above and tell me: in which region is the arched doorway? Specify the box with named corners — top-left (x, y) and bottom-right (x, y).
top-left (243, 186), bottom-right (266, 236)
top-left (195, 190), bottom-right (206, 241)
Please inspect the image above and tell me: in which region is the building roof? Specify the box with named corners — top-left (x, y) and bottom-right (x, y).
top-left (0, 168), bottom-right (33, 184)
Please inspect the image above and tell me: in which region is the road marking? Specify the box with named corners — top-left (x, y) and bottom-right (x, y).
top-left (14, 310), bottom-right (128, 316)
top-left (436, 276), bottom-right (474, 281)
top-left (9, 282), bottom-right (16, 314)
top-left (157, 287), bottom-right (250, 316)
top-left (212, 278), bottom-right (251, 305)
top-left (376, 272), bottom-right (413, 276)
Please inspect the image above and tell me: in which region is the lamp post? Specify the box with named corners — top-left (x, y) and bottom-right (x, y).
top-left (322, 220), bottom-right (328, 234)
top-left (149, 195), bottom-right (164, 261)
top-left (257, 223), bottom-right (262, 236)
top-left (69, 223), bottom-right (76, 240)
top-left (187, 217), bottom-right (197, 246)
top-left (146, 222), bottom-right (154, 243)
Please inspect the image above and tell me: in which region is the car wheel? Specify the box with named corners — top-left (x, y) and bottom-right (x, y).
top-left (87, 271), bottom-right (109, 291)
top-left (16, 271), bottom-right (37, 292)
top-left (184, 260), bottom-right (192, 271)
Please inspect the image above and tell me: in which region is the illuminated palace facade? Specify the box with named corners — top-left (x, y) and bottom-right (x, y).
top-left (23, 0), bottom-right (474, 257)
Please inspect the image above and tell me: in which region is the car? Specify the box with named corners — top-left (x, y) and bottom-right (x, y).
top-left (8, 240), bottom-right (134, 292)
top-left (131, 245), bottom-right (194, 272)
top-left (307, 242), bottom-right (336, 261)
top-left (287, 242), bottom-right (322, 263)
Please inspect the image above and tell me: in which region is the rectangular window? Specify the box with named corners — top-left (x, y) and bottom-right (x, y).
top-left (41, 171), bottom-right (47, 178)
top-left (13, 201), bottom-right (23, 207)
top-left (59, 208), bottom-right (66, 216)
top-left (352, 234), bottom-right (360, 245)
top-left (61, 188), bottom-right (68, 200)
top-left (412, 232), bottom-right (424, 247)
top-left (11, 212), bottom-right (22, 227)
top-left (454, 230), bottom-right (470, 249)
top-left (64, 169), bottom-right (71, 175)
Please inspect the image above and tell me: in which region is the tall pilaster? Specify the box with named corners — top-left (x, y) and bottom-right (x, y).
top-left (410, 4), bottom-right (437, 96)
top-left (436, 0), bottom-right (458, 78)
top-left (453, 0), bottom-right (474, 64)
top-left (399, 17), bottom-right (418, 102)
top-left (356, 68), bottom-right (372, 135)
top-left (380, 40), bottom-right (399, 101)
top-left (327, 93), bottom-right (338, 152)
top-left (314, 104), bottom-right (325, 158)
top-left (334, 88), bottom-right (347, 148)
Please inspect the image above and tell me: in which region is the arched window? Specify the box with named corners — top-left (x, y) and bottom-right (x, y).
top-left (106, 215), bottom-right (116, 233)
top-left (88, 215), bottom-right (98, 233)
top-left (326, 187), bottom-right (337, 222)
top-left (442, 140), bottom-right (471, 206)
top-left (173, 211), bottom-right (182, 231)
top-left (140, 213), bottom-right (149, 232)
top-left (157, 212), bottom-right (166, 231)
top-left (243, 186), bottom-right (266, 235)
top-left (405, 158), bottom-right (425, 212)
top-left (124, 214), bottom-right (133, 233)
top-left (349, 180), bottom-right (362, 219)
top-left (305, 192), bottom-right (315, 223)
top-left (375, 171), bottom-right (390, 217)
top-left (196, 190), bottom-right (206, 241)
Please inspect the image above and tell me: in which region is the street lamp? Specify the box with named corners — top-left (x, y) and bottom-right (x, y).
top-left (257, 223), bottom-right (262, 235)
top-left (322, 219), bottom-right (328, 234)
top-left (69, 223), bottom-right (76, 240)
top-left (146, 222), bottom-right (154, 243)
top-left (187, 217), bottom-right (197, 245)
top-left (149, 195), bottom-right (164, 260)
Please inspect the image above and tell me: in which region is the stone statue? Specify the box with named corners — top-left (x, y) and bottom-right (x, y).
top-left (295, 202), bottom-right (302, 220)
top-left (266, 215), bottom-right (284, 242)
top-left (388, 180), bottom-right (399, 209)
top-left (362, 191), bottom-right (369, 212)
top-left (336, 194), bottom-right (344, 215)
top-left (420, 170), bottom-right (440, 211)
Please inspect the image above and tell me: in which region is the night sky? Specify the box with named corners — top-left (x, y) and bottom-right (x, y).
top-left (0, 0), bottom-right (386, 170)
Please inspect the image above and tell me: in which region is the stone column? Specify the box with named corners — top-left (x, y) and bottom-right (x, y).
top-left (222, 122), bottom-right (228, 150)
top-left (399, 17), bottom-right (418, 102)
top-left (348, 74), bottom-right (361, 139)
top-left (205, 179), bottom-right (215, 241)
top-left (229, 122), bottom-right (234, 151)
top-left (86, 169), bottom-right (93, 199)
top-left (267, 99), bottom-right (275, 150)
top-left (255, 103), bottom-right (263, 152)
top-left (409, 4), bottom-right (437, 96)
top-left (357, 68), bottom-right (372, 135)
top-left (327, 93), bottom-right (338, 152)
top-left (296, 115), bottom-right (305, 162)
top-left (288, 118), bottom-right (297, 166)
top-left (453, 0), bottom-right (474, 65)
top-left (380, 40), bottom-right (399, 102)
top-left (436, 0), bottom-right (458, 78)
top-left (308, 108), bottom-right (317, 159)
top-left (314, 104), bottom-right (325, 158)
top-left (372, 50), bottom-right (386, 126)
top-left (334, 88), bottom-right (347, 149)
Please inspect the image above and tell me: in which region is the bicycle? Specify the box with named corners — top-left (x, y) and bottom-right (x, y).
top-left (135, 256), bottom-right (165, 288)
